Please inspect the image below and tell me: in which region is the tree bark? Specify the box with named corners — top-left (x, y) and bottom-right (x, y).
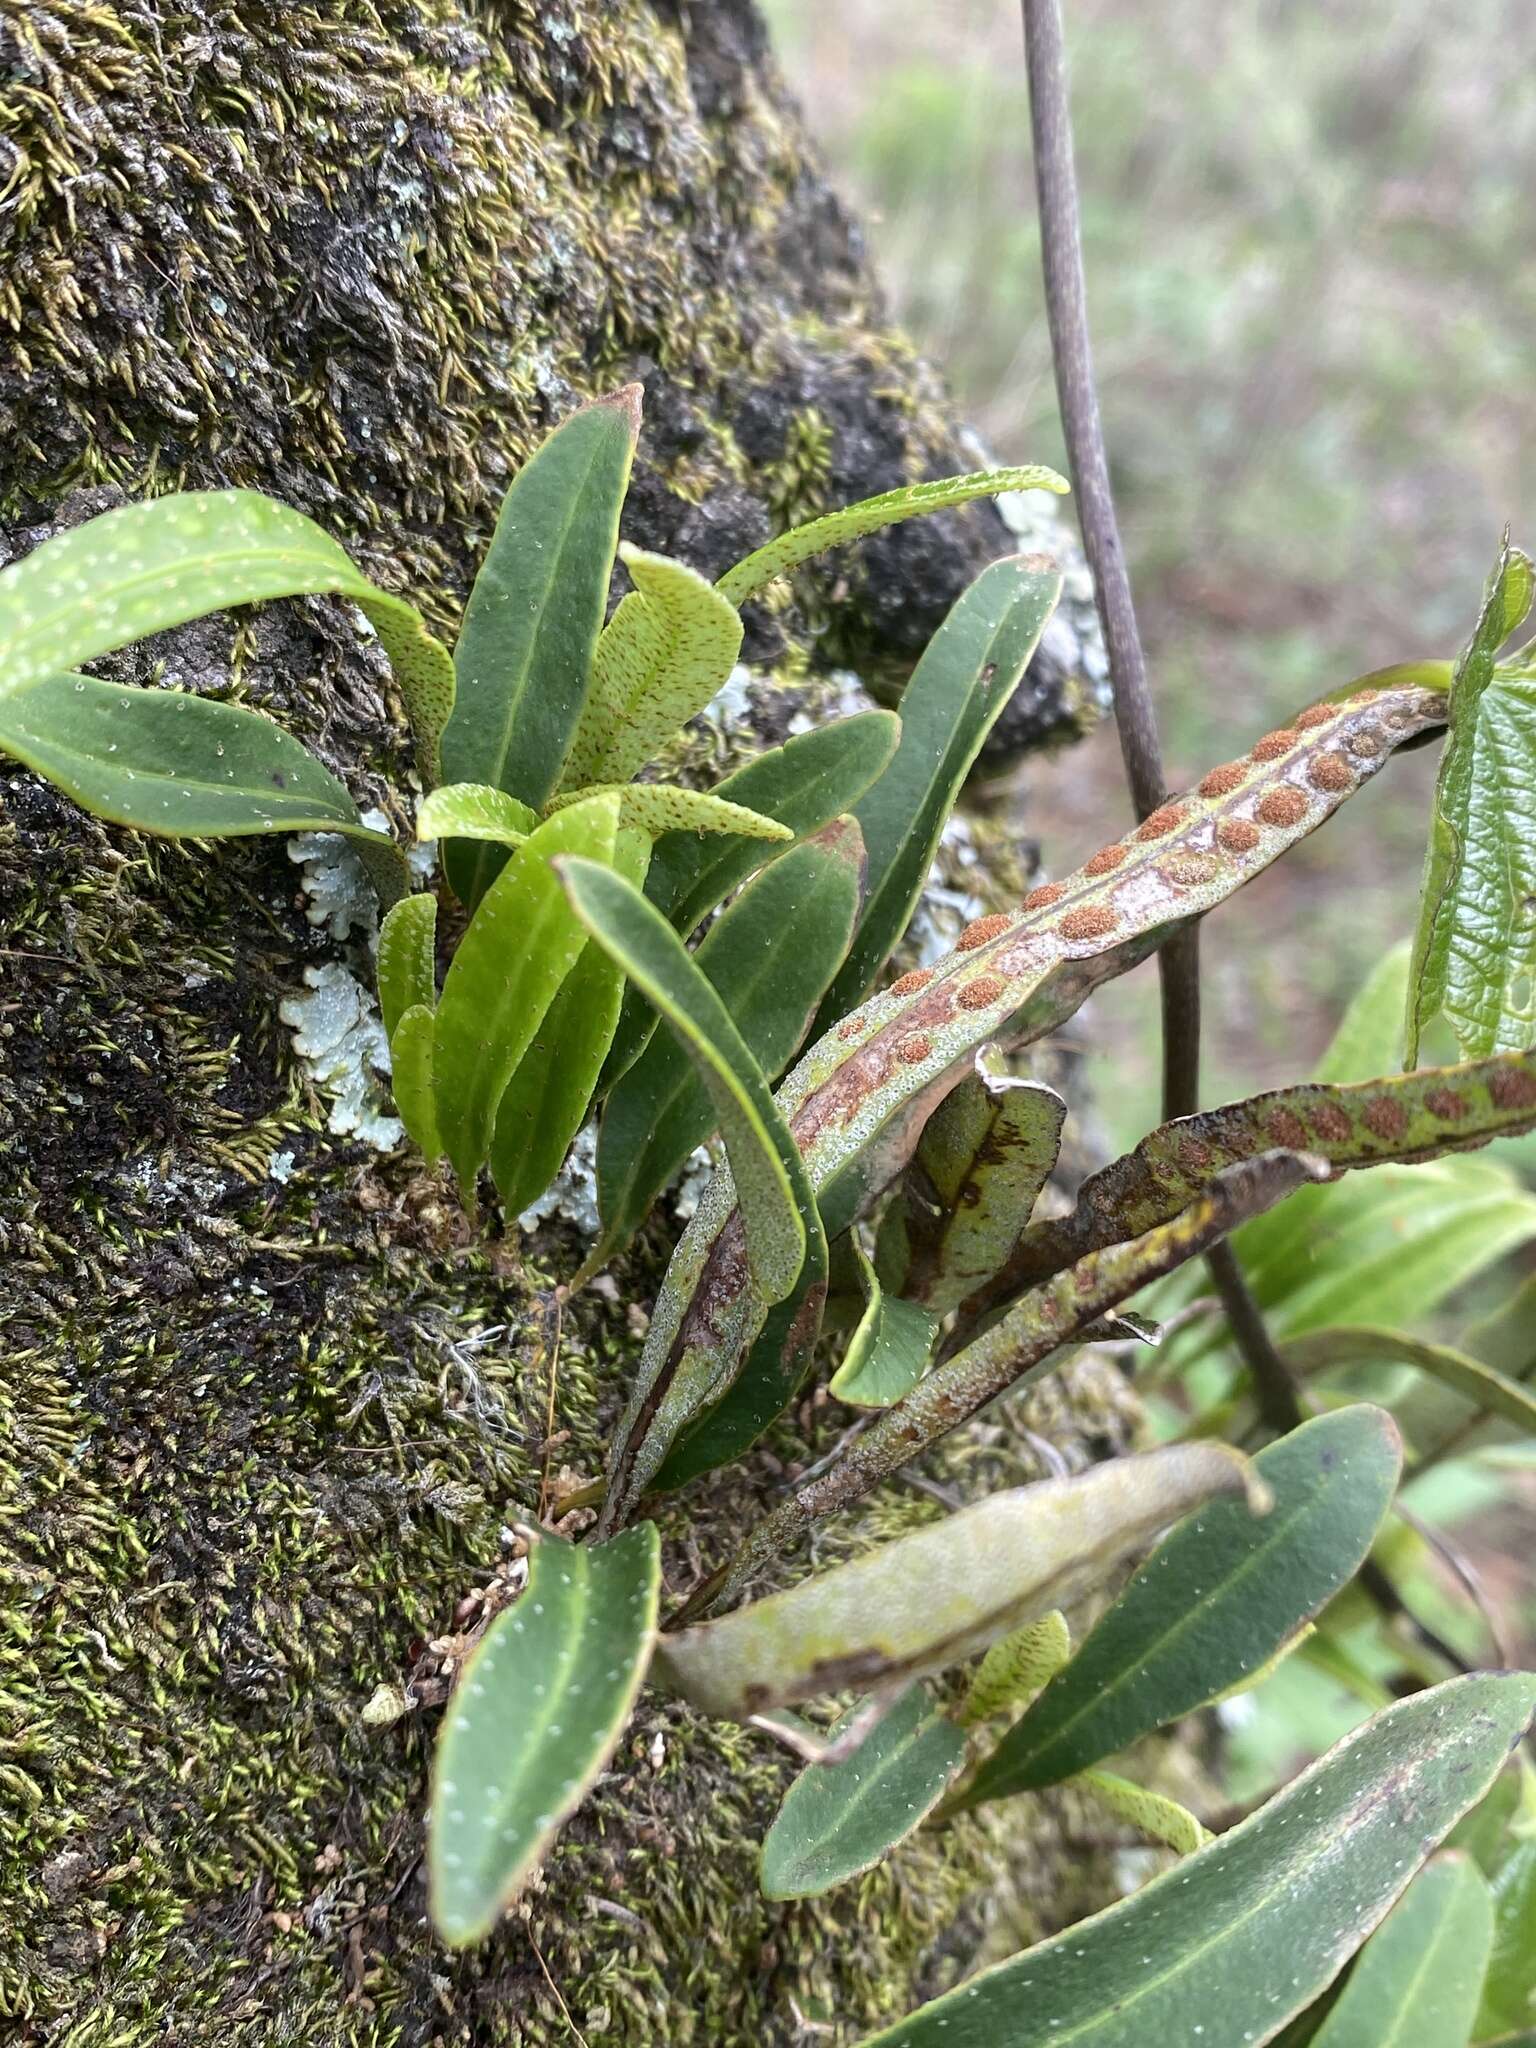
top-left (0, 4), bottom-right (1128, 2040)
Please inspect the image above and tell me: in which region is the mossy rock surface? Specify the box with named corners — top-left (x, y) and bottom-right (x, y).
top-left (0, 3), bottom-right (1129, 2040)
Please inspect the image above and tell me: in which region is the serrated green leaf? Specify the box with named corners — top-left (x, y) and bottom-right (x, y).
top-left (558, 855), bottom-right (820, 1304)
top-left (486, 826), bottom-right (650, 1218)
top-left (390, 1003), bottom-right (442, 1163)
top-left (958, 1612), bottom-right (1071, 1728)
top-left (879, 1054), bottom-right (1065, 1316)
top-left (377, 894), bottom-right (437, 1045)
top-left (1407, 539), bottom-right (1536, 1064)
top-left (813, 555), bottom-right (1062, 1028)
top-left (857, 1671), bottom-right (1536, 2048)
top-left (1283, 1326), bottom-right (1536, 1438)
top-left (596, 820), bottom-right (864, 1261)
top-left (433, 794), bottom-right (623, 1195)
top-left (1072, 1769), bottom-right (1210, 1855)
top-left (714, 466), bottom-right (1068, 607)
top-left (0, 488), bottom-right (454, 776)
top-left (1478, 1840), bottom-right (1536, 2039)
top-left (959, 1408), bottom-right (1401, 1803)
top-left (827, 1237), bottom-right (940, 1408)
top-left (759, 1685), bottom-right (966, 1901)
top-left (427, 1523), bottom-right (660, 1946)
top-left (547, 780), bottom-right (791, 845)
top-left (563, 545), bottom-right (744, 788)
top-left (656, 1441), bottom-right (1263, 1720)
top-left (604, 711), bottom-right (901, 1089)
top-left (0, 672), bottom-right (406, 896)
top-left (1310, 1852), bottom-right (1494, 2048)
top-left (439, 388), bottom-right (640, 906)
top-left (416, 783), bottom-right (538, 847)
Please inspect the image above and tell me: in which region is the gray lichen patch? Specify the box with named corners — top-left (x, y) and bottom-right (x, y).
top-left (279, 960), bottom-right (402, 1148)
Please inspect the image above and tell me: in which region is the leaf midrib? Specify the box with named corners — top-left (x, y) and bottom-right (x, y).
top-left (924, 1698), bottom-right (1503, 2047)
top-left (608, 853), bottom-right (853, 1226)
top-left (993, 1452), bottom-right (1373, 1789)
top-left (0, 708), bottom-right (375, 836)
top-left (776, 1696), bottom-right (960, 1891)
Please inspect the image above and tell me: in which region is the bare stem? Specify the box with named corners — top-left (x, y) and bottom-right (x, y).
top-left (1021, 0), bottom-right (1298, 1401)
top-left (1022, 0), bottom-right (1162, 820)
top-left (1205, 1240), bottom-right (1306, 1434)
top-left (1019, 0), bottom-right (1462, 1678)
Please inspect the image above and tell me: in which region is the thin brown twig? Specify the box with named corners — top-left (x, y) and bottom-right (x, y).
top-left (526, 1921), bottom-right (590, 2048)
top-left (1019, 0), bottom-right (1465, 1677)
top-left (1205, 1241), bottom-right (1308, 1434)
top-left (1021, 0), bottom-right (1298, 1415)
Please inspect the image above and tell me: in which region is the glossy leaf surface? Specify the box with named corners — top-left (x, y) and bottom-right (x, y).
top-left (656, 1441), bottom-right (1263, 1720)
top-left (390, 1004), bottom-right (442, 1163)
top-left (486, 825), bottom-right (650, 1218)
top-left (597, 821), bottom-right (864, 1259)
top-left (715, 466), bottom-right (1067, 606)
top-left (559, 855), bottom-right (820, 1304)
top-left (439, 388), bottom-right (639, 904)
top-left (646, 711), bottom-right (901, 938)
top-left (0, 672), bottom-right (396, 860)
top-left (827, 1238), bottom-right (940, 1408)
top-left (604, 712), bottom-right (900, 1086)
top-left (0, 488), bottom-right (454, 773)
top-left (377, 893), bottom-right (438, 1045)
top-left (813, 555), bottom-right (1062, 1027)
top-left (428, 1524), bottom-right (660, 1945)
top-left (416, 782), bottom-right (538, 847)
top-left (547, 780), bottom-right (791, 846)
top-left (759, 1685), bottom-right (966, 1900)
top-left (960, 1407), bottom-right (1400, 1802)
top-left (433, 794), bottom-right (623, 1193)
top-left (859, 1672), bottom-right (1536, 2047)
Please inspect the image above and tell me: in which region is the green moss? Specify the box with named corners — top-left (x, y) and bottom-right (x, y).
top-left (0, 3), bottom-right (1120, 2038)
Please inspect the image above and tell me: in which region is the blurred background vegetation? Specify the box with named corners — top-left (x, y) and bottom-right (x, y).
top-left (766, 0), bottom-right (1536, 1777)
top-left (767, 0), bottom-right (1534, 1139)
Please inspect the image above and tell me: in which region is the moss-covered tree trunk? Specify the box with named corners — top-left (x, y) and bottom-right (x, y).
top-left (0, 4), bottom-right (1128, 2040)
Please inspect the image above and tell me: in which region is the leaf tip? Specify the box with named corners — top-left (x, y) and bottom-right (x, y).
top-left (602, 381), bottom-right (645, 439)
